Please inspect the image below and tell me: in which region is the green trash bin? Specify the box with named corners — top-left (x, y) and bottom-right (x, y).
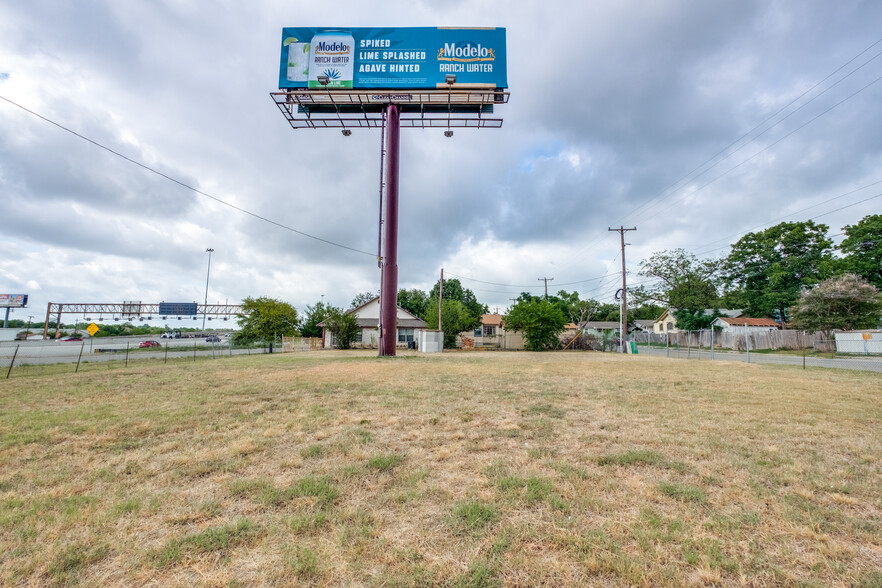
top-left (630, 341), bottom-right (638, 354)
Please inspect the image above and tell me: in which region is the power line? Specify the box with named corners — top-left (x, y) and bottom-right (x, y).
top-left (0, 94), bottom-right (376, 258)
top-left (618, 38), bottom-right (882, 228)
top-left (631, 74), bottom-right (882, 227)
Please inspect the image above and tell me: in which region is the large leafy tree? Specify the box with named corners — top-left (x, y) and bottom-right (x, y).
top-left (424, 298), bottom-right (472, 349)
top-left (323, 307), bottom-right (359, 349)
top-left (722, 221), bottom-right (834, 321)
top-left (504, 299), bottom-right (568, 351)
top-left (235, 297), bottom-right (299, 343)
top-left (839, 214), bottom-right (882, 288)
top-left (350, 292), bottom-right (377, 309)
top-left (632, 249), bottom-right (720, 310)
top-left (397, 288), bottom-right (429, 319)
top-left (428, 279), bottom-right (485, 331)
top-left (300, 301), bottom-right (332, 338)
top-left (789, 274), bottom-right (881, 337)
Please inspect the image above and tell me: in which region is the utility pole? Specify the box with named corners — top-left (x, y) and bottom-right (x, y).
top-left (609, 226), bottom-right (636, 354)
top-left (438, 268), bottom-right (444, 339)
top-left (538, 277), bottom-right (554, 300)
top-left (203, 248), bottom-right (214, 331)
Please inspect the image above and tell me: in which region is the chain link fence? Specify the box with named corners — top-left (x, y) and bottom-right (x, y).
top-left (1, 336), bottom-right (323, 379)
top-left (628, 331), bottom-right (882, 373)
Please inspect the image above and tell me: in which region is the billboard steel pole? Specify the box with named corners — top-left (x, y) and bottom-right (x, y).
top-left (379, 104), bottom-right (400, 357)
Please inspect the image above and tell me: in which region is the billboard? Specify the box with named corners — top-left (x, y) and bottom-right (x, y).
top-left (0, 294), bottom-right (27, 308)
top-left (279, 27), bottom-right (506, 90)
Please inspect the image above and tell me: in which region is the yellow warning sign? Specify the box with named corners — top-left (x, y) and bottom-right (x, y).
top-left (87, 323), bottom-right (99, 336)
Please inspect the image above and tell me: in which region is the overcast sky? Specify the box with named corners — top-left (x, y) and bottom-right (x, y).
top-left (1, 0), bottom-right (881, 326)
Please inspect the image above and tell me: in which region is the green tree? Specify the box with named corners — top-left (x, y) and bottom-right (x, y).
top-left (323, 307), bottom-right (359, 349)
top-left (424, 298), bottom-right (471, 349)
top-left (789, 274), bottom-right (882, 337)
top-left (839, 214), bottom-right (882, 288)
top-left (300, 301), bottom-right (332, 338)
top-left (673, 309), bottom-right (723, 331)
top-left (350, 292), bottom-right (377, 309)
top-left (633, 249), bottom-right (720, 309)
top-left (235, 297), bottom-right (299, 344)
top-left (722, 221), bottom-right (834, 321)
top-left (630, 304), bottom-right (665, 321)
top-left (504, 299), bottom-right (568, 351)
top-left (428, 279), bottom-right (485, 331)
top-left (397, 288), bottom-right (429, 319)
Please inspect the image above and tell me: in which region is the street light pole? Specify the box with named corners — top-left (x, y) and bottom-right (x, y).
top-left (203, 248), bottom-right (214, 331)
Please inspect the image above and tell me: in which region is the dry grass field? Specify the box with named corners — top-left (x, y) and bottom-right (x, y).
top-left (1, 351), bottom-right (880, 587)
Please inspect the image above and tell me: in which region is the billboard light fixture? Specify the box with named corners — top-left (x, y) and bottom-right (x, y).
top-left (341, 129), bottom-right (352, 136)
top-left (445, 74), bottom-right (456, 85)
top-left (444, 130), bottom-right (453, 138)
top-left (317, 75), bottom-right (330, 86)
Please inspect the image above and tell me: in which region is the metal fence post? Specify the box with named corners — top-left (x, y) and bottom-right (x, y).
top-left (165, 343), bottom-right (168, 364)
top-left (193, 340), bottom-right (197, 362)
top-left (745, 323), bottom-right (750, 363)
top-left (711, 328), bottom-right (714, 360)
top-left (125, 343), bottom-right (130, 367)
top-left (76, 341), bottom-right (85, 373)
top-left (6, 345), bottom-right (19, 379)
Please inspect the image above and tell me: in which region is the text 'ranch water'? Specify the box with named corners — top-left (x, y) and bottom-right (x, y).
top-left (308, 31), bottom-right (355, 88)
top-left (285, 37), bottom-right (310, 82)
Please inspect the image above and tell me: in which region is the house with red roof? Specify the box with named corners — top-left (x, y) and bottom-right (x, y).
top-left (711, 316), bottom-right (783, 334)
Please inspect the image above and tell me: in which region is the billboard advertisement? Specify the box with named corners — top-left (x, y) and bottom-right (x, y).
top-left (0, 294), bottom-right (27, 308)
top-left (279, 27), bottom-right (506, 90)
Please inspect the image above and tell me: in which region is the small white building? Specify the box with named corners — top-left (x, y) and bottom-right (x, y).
top-left (319, 297), bottom-right (427, 349)
top-left (654, 309), bottom-right (743, 334)
top-left (834, 331), bottom-right (882, 355)
top-left (711, 316), bottom-right (782, 334)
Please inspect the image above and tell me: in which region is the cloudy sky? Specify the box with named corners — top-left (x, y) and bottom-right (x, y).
top-left (1, 0), bottom-right (880, 325)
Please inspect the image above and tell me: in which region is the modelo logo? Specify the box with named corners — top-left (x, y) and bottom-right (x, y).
top-left (438, 43), bottom-right (496, 62)
top-left (315, 41), bottom-right (350, 53)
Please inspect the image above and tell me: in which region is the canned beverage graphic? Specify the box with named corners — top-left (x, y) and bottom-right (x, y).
top-left (308, 30), bottom-right (355, 88)
top-left (286, 41), bottom-right (310, 82)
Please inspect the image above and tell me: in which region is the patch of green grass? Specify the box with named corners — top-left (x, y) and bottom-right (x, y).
top-left (525, 403), bottom-right (567, 419)
top-left (183, 457), bottom-right (243, 478)
top-left (366, 454), bottom-right (405, 472)
top-left (658, 481), bottom-right (707, 503)
top-left (597, 449), bottom-right (665, 467)
top-left (527, 446), bottom-right (556, 459)
top-left (152, 518), bottom-right (259, 568)
top-left (288, 509), bottom-right (330, 534)
top-left (288, 545), bottom-right (319, 579)
top-left (112, 497), bottom-right (141, 517)
top-left (452, 501), bottom-right (498, 532)
top-left (454, 559), bottom-right (500, 588)
top-left (300, 444), bottom-right (324, 459)
top-left (857, 571), bottom-right (882, 588)
top-left (226, 477), bottom-right (285, 506)
top-left (49, 542), bottom-right (110, 584)
top-left (288, 475), bottom-right (339, 506)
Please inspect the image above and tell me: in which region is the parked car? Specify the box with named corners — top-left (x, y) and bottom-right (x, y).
top-left (139, 340), bottom-right (161, 348)
top-left (205, 335), bottom-right (221, 342)
top-left (60, 335), bottom-right (83, 342)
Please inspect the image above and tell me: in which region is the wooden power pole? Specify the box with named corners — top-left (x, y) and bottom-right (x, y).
top-left (538, 277), bottom-right (554, 300)
top-left (608, 226), bottom-right (636, 353)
